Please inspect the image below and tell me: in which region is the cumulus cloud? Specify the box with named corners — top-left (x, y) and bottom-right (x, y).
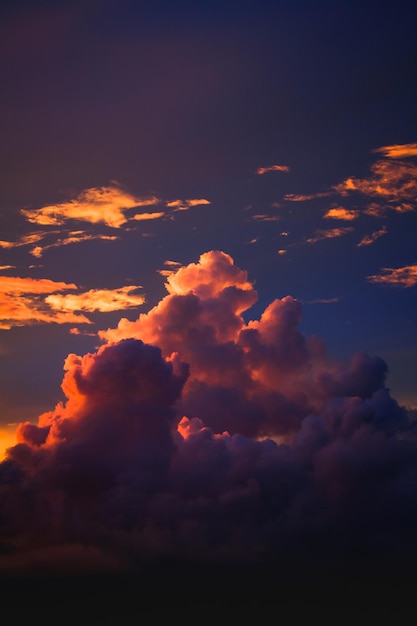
top-left (1, 251), bottom-right (416, 578)
top-left (367, 264), bottom-right (417, 287)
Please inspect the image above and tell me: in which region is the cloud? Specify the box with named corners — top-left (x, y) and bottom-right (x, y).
top-left (333, 159), bottom-right (417, 212)
top-left (306, 227), bottom-right (354, 244)
top-left (251, 214), bottom-right (280, 222)
top-left (256, 165), bottom-right (290, 175)
top-left (1, 251), bottom-right (416, 578)
top-left (45, 286), bottom-right (146, 313)
top-left (131, 211), bottom-right (166, 221)
top-left (166, 198), bottom-right (211, 211)
top-left (357, 226), bottom-right (387, 247)
top-left (20, 185), bottom-right (160, 228)
top-left (30, 232), bottom-right (119, 258)
top-left (367, 264), bottom-right (417, 287)
top-left (372, 143), bottom-right (417, 159)
top-left (284, 191), bottom-right (331, 202)
top-left (323, 207), bottom-right (359, 221)
top-left (0, 276), bottom-right (145, 329)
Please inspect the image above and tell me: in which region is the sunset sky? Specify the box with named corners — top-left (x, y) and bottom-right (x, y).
top-left (0, 0), bottom-right (417, 608)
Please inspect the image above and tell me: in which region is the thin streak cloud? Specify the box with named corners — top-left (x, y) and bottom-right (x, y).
top-left (306, 227), bottom-right (354, 244)
top-left (357, 226), bottom-right (387, 247)
top-left (256, 165), bottom-right (290, 175)
top-left (367, 264), bottom-right (417, 287)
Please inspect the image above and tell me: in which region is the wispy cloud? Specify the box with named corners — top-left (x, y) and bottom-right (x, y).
top-left (250, 214), bottom-right (280, 222)
top-left (21, 185), bottom-right (160, 228)
top-left (372, 143), bottom-right (417, 159)
top-left (0, 276), bottom-right (90, 329)
top-left (0, 277), bottom-right (146, 329)
top-left (323, 207), bottom-right (360, 221)
top-left (306, 227), bottom-right (354, 244)
top-left (45, 286), bottom-right (145, 313)
top-left (284, 191), bottom-right (332, 202)
top-left (333, 159), bottom-right (417, 213)
top-left (357, 226), bottom-right (387, 247)
top-left (166, 198), bottom-right (211, 211)
top-left (30, 232), bottom-right (119, 258)
top-left (367, 264), bottom-right (417, 287)
top-left (256, 164), bottom-right (290, 175)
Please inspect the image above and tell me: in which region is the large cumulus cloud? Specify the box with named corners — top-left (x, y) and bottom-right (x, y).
top-left (1, 250), bottom-right (416, 578)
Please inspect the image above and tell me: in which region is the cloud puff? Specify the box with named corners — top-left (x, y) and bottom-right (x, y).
top-left (20, 186), bottom-right (160, 228)
top-left (323, 207), bottom-right (359, 221)
top-left (367, 264), bottom-right (417, 287)
top-left (1, 251), bottom-right (416, 578)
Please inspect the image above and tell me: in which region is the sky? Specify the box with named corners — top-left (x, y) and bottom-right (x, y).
top-left (0, 0), bottom-right (417, 610)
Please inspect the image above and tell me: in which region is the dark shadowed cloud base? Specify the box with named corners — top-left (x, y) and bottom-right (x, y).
top-left (1, 252), bottom-right (417, 618)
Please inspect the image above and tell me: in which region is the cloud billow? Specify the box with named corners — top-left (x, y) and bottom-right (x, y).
top-left (1, 251), bottom-right (416, 578)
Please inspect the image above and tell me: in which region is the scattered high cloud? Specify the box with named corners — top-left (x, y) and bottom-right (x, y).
top-left (45, 286), bottom-right (145, 313)
top-left (333, 159), bottom-right (417, 212)
top-left (306, 227), bottom-right (354, 244)
top-left (0, 277), bottom-right (146, 329)
top-left (284, 192), bottom-right (332, 202)
top-left (367, 264), bottom-right (417, 287)
top-left (251, 214), bottom-right (280, 222)
top-left (372, 143), bottom-right (417, 159)
top-left (21, 185), bottom-right (160, 228)
top-left (30, 232), bottom-right (119, 258)
top-left (357, 226), bottom-right (387, 247)
top-left (323, 207), bottom-right (360, 221)
top-left (1, 251), bottom-right (415, 577)
top-left (256, 165), bottom-right (290, 175)
top-left (165, 198), bottom-right (211, 211)
top-left (0, 276), bottom-right (91, 329)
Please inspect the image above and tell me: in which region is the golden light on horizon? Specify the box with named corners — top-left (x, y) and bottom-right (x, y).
top-left (0, 424), bottom-right (18, 460)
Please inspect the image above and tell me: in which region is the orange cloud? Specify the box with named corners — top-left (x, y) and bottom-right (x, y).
top-left (0, 275), bottom-right (77, 294)
top-left (284, 192), bottom-right (332, 202)
top-left (372, 143), bottom-right (417, 159)
top-left (0, 275), bottom-right (92, 329)
top-left (306, 227), bottom-right (354, 244)
top-left (131, 211), bottom-right (166, 221)
top-left (251, 214), bottom-right (280, 222)
top-left (21, 186), bottom-right (159, 228)
top-left (357, 226), bottom-right (387, 247)
top-left (256, 165), bottom-right (290, 175)
top-left (45, 286), bottom-right (146, 313)
top-left (367, 264), bottom-right (417, 287)
top-left (166, 198), bottom-right (211, 211)
top-left (0, 424), bottom-right (18, 461)
top-left (323, 207), bottom-right (360, 221)
top-left (30, 232), bottom-right (119, 258)
top-left (333, 160), bottom-right (417, 210)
